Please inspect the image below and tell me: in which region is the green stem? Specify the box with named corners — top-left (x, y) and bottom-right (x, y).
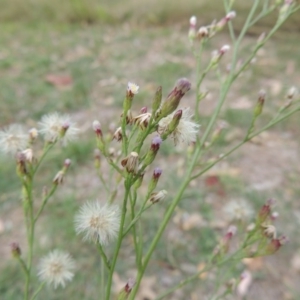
top-left (96, 244), bottom-right (111, 271)
top-left (34, 184), bottom-right (58, 223)
top-left (30, 282), bottom-right (46, 300)
top-left (105, 178), bottom-right (131, 300)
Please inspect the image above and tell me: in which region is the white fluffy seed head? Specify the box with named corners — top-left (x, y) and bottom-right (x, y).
top-left (38, 112), bottom-right (79, 144)
top-left (158, 107), bottom-right (200, 145)
top-left (0, 124), bottom-right (28, 155)
top-left (37, 250), bottom-right (75, 289)
top-left (74, 201), bottom-right (121, 245)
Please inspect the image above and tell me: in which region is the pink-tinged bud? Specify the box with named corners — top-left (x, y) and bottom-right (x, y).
top-left (64, 158), bottom-right (71, 168)
top-left (142, 137), bottom-right (162, 168)
top-left (237, 270), bottom-right (252, 297)
top-left (121, 152), bottom-right (139, 174)
top-left (149, 190), bottom-right (167, 203)
top-left (140, 106), bottom-right (148, 114)
top-left (224, 225), bottom-right (237, 241)
top-left (93, 120), bottom-right (102, 137)
top-left (153, 167), bottom-right (162, 180)
top-left (271, 211), bottom-right (279, 221)
top-left (189, 16), bottom-right (197, 26)
top-left (176, 78), bottom-right (191, 94)
top-left (60, 121), bottom-right (70, 137)
top-left (150, 136), bottom-right (162, 152)
top-left (263, 236), bottom-right (288, 255)
top-left (124, 278), bottom-right (136, 294)
top-left (189, 16), bottom-right (197, 41)
top-left (113, 127), bottom-right (122, 142)
top-left (10, 242), bottom-right (21, 258)
top-left (158, 78), bottom-right (191, 119)
top-left (257, 199), bottom-right (275, 224)
top-left (226, 11), bottom-right (236, 21)
top-left (147, 167), bottom-right (163, 193)
top-left (219, 44), bottom-right (230, 55)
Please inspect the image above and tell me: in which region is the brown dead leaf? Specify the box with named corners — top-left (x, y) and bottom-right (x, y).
top-left (45, 74), bottom-right (73, 88)
top-left (242, 257), bottom-right (264, 271)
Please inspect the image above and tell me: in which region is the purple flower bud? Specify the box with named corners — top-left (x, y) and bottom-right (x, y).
top-left (151, 136), bottom-right (162, 152)
top-left (64, 158), bottom-right (71, 168)
top-left (153, 167), bottom-right (162, 180)
top-left (93, 120), bottom-right (102, 137)
top-left (175, 78), bottom-right (191, 94)
top-left (140, 106), bottom-right (148, 114)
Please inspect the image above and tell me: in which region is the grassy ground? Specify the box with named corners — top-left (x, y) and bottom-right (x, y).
top-left (1, 6), bottom-right (300, 300)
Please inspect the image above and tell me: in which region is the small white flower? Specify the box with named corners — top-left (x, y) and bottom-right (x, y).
top-left (223, 199), bottom-right (254, 222)
top-left (127, 82), bottom-right (139, 95)
top-left (0, 124), bottom-right (28, 155)
top-left (74, 201), bottom-right (120, 245)
top-left (158, 107), bottom-right (200, 145)
top-left (37, 250), bottom-right (75, 289)
top-left (189, 16), bottom-right (197, 26)
top-left (38, 112), bottom-right (79, 144)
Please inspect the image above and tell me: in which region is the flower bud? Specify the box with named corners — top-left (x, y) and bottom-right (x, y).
top-left (160, 109), bottom-right (182, 140)
top-left (10, 242), bottom-right (21, 258)
top-left (121, 152), bottom-right (139, 174)
top-left (93, 121), bottom-right (106, 152)
top-left (149, 190), bottom-right (167, 203)
top-left (147, 167), bottom-right (162, 194)
top-left (188, 16), bottom-right (197, 41)
top-left (287, 86), bottom-right (297, 99)
top-left (142, 136), bottom-right (162, 167)
top-left (158, 78), bottom-right (191, 119)
top-left (152, 86), bottom-right (162, 115)
top-left (197, 27), bottom-right (209, 39)
top-left (124, 82), bottom-right (139, 113)
top-left (254, 90), bottom-right (266, 117)
top-left (261, 236), bottom-right (288, 255)
top-left (140, 106), bottom-right (148, 114)
top-left (256, 199), bottom-right (275, 225)
top-left (117, 278), bottom-right (136, 300)
top-left (16, 152), bottom-right (27, 176)
top-left (93, 120), bottom-right (103, 137)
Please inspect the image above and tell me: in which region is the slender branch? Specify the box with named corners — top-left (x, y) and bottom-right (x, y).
top-left (96, 244), bottom-right (111, 271)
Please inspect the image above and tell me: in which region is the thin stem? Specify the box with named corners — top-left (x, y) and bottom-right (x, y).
top-left (17, 256), bottom-right (29, 276)
top-left (191, 105), bottom-right (300, 180)
top-left (30, 282), bottom-right (46, 300)
top-left (96, 244), bottom-right (111, 271)
top-left (105, 178), bottom-right (131, 300)
top-left (101, 255), bottom-right (105, 300)
top-left (34, 184), bottom-right (58, 223)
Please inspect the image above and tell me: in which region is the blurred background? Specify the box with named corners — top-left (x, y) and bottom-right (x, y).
top-left (1, 0), bottom-right (300, 299)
